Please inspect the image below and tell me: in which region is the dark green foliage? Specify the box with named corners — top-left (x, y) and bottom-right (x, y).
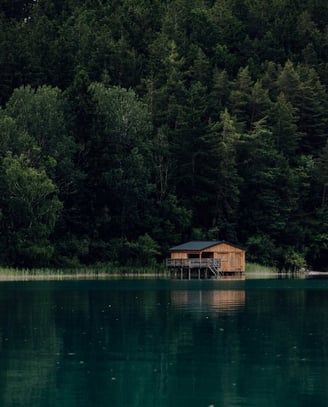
top-left (1, 0), bottom-right (328, 269)
top-left (0, 153), bottom-right (62, 267)
top-left (87, 83), bottom-right (152, 239)
top-left (0, 1), bottom-right (35, 20)
top-left (238, 129), bottom-right (295, 241)
top-left (197, 109), bottom-right (241, 240)
top-left (269, 92), bottom-right (300, 160)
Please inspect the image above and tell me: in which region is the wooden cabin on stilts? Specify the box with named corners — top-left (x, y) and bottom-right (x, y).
top-left (167, 241), bottom-right (246, 280)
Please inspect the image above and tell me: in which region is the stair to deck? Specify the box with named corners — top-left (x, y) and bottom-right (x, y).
top-left (208, 259), bottom-right (222, 279)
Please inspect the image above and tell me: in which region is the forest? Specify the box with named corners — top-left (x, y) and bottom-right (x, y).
top-left (1, 0), bottom-right (328, 270)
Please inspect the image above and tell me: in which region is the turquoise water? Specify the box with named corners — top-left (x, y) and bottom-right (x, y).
top-left (1, 278), bottom-right (328, 407)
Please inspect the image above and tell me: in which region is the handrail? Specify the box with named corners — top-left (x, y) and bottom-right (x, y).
top-left (166, 258), bottom-right (222, 268)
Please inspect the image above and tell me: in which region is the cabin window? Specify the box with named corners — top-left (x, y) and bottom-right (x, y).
top-left (202, 252), bottom-right (214, 258)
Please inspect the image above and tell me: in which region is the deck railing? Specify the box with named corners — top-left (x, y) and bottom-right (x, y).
top-left (166, 258), bottom-right (221, 269)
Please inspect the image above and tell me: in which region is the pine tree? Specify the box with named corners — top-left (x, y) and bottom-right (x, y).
top-left (196, 108), bottom-right (241, 240)
top-left (228, 66), bottom-right (254, 131)
top-left (238, 128), bottom-right (295, 244)
top-left (269, 92), bottom-right (300, 161)
top-left (296, 65), bottom-right (328, 154)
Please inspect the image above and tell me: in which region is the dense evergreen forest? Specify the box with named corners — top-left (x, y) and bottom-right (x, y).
top-left (1, 0), bottom-right (328, 270)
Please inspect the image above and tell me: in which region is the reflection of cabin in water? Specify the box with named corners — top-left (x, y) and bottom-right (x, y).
top-left (167, 241), bottom-right (246, 279)
top-left (171, 290), bottom-right (246, 312)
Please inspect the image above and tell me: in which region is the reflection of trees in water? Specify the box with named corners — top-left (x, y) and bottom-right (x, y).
top-left (234, 288), bottom-right (328, 405)
top-left (1, 284), bottom-right (328, 406)
top-left (0, 285), bottom-right (245, 406)
top-left (0, 287), bottom-right (61, 406)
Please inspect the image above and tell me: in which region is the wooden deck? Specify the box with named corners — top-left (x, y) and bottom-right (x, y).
top-left (166, 258), bottom-right (222, 279)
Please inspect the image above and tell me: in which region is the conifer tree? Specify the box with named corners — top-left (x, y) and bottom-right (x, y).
top-left (269, 92), bottom-right (300, 161)
top-left (228, 66), bottom-right (254, 131)
top-left (238, 128), bottom-right (294, 246)
top-left (196, 108), bottom-right (241, 240)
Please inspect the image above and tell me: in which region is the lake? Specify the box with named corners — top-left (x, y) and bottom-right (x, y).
top-left (1, 277), bottom-right (328, 407)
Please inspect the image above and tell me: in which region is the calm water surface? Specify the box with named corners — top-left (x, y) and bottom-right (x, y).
top-left (1, 277), bottom-right (328, 407)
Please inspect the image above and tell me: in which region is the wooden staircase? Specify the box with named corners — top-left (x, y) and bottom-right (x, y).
top-left (208, 259), bottom-right (222, 279)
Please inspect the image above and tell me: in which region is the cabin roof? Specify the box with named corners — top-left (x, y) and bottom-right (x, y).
top-left (170, 240), bottom-right (227, 251)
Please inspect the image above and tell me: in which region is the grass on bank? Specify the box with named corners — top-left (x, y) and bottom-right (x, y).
top-left (0, 262), bottom-right (280, 280)
top-left (0, 263), bottom-right (170, 280)
top-left (245, 262), bottom-right (278, 274)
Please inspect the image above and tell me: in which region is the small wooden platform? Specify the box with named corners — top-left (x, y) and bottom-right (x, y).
top-left (166, 258), bottom-right (223, 279)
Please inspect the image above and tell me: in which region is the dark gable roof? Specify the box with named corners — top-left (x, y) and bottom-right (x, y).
top-left (170, 240), bottom-right (245, 251)
top-left (170, 241), bottom-right (224, 251)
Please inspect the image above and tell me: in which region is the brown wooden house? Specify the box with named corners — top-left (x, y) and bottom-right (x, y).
top-left (167, 241), bottom-right (246, 279)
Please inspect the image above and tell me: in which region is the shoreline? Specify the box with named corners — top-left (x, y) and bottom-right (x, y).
top-left (0, 270), bottom-right (309, 282)
top-left (0, 272), bottom-right (169, 282)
